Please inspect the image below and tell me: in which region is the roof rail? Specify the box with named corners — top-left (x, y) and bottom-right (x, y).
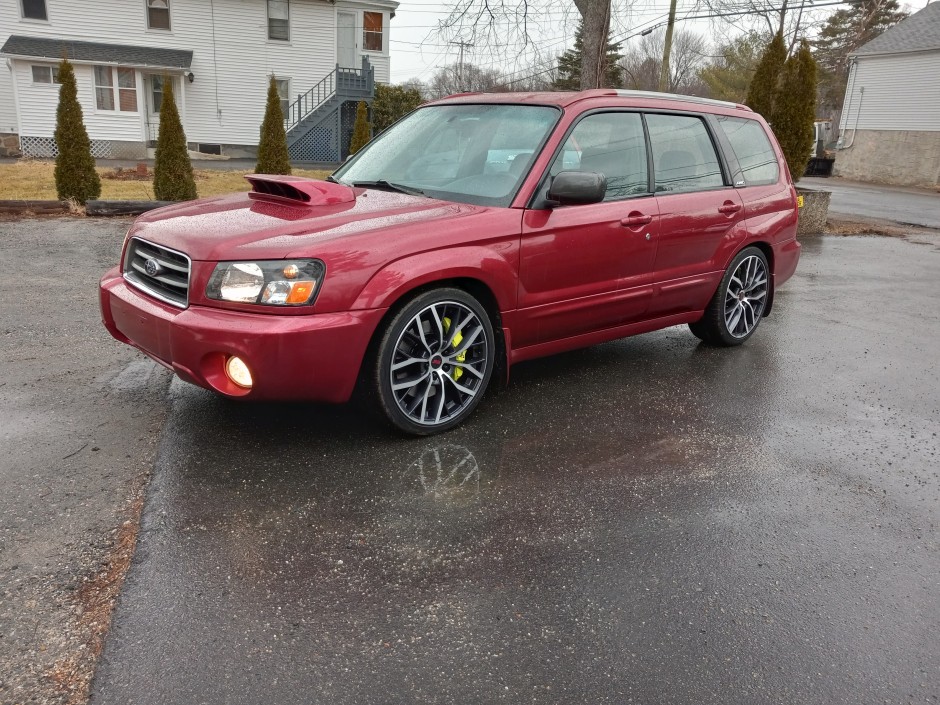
top-left (606, 89), bottom-right (750, 111)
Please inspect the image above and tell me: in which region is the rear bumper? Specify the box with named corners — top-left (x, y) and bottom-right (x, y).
top-left (99, 268), bottom-right (385, 403)
top-left (773, 236), bottom-right (801, 287)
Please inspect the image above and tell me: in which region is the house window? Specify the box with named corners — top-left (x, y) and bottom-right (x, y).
top-left (95, 66), bottom-right (138, 112)
top-left (267, 0), bottom-right (289, 41)
top-left (31, 65), bottom-right (60, 84)
top-left (21, 0), bottom-right (47, 20)
top-left (147, 0), bottom-right (171, 30)
top-left (275, 78), bottom-right (290, 118)
top-left (363, 12), bottom-right (383, 52)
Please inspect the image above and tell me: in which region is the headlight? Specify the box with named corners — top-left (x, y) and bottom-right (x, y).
top-left (206, 259), bottom-right (325, 306)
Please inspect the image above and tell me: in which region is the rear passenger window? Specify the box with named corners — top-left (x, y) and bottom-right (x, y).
top-left (646, 114), bottom-right (724, 193)
top-left (553, 112), bottom-right (649, 200)
top-left (716, 116), bottom-right (780, 186)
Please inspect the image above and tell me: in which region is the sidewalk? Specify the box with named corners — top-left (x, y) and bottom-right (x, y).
top-left (801, 176), bottom-right (940, 230)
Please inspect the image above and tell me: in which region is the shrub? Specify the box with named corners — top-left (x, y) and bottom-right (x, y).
top-left (772, 40), bottom-right (818, 182)
top-left (153, 78), bottom-right (197, 201)
top-left (53, 58), bottom-right (101, 204)
top-left (256, 76), bottom-right (292, 174)
top-left (372, 83), bottom-right (423, 134)
top-left (349, 101), bottom-right (371, 156)
top-left (745, 32), bottom-right (786, 119)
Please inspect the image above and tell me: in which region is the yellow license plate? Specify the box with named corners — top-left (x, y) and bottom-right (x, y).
top-left (797, 195), bottom-right (805, 208)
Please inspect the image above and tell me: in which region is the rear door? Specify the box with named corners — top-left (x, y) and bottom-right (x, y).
top-left (644, 112), bottom-right (746, 318)
top-left (516, 111), bottom-right (658, 347)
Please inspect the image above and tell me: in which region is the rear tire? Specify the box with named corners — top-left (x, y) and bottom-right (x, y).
top-left (374, 288), bottom-right (495, 435)
top-left (689, 246), bottom-right (770, 347)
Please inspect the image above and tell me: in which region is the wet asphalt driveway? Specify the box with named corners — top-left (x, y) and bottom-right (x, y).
top-left (91, 235), bottom-right (939, 705)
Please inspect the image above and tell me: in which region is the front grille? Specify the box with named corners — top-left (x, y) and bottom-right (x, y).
top-left (123, 237), bottom-right (191, 308)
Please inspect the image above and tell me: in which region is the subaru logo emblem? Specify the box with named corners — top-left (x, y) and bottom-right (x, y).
top-left (144, 258), bottom-right (162, 277)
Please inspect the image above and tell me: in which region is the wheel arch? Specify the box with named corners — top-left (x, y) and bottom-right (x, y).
top-left (357, 274), bottom-right (510, 390)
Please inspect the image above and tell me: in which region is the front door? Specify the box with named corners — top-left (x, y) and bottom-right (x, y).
top-left (145, 74), bottom-right (167, 144)
top-left (516, 111), bottom-right (658, 347)
top-left (337, 11), bottom-right (357, 68)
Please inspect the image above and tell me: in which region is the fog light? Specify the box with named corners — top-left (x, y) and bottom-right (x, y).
top-left (225, 356), bottom-right (253, 389)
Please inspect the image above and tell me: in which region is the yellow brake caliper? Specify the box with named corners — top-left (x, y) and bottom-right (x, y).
top-left (441, 317), bottom-right (466, 381)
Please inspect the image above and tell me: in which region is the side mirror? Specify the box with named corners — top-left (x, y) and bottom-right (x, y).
top-left (546, 171), bottom-right (607, 207)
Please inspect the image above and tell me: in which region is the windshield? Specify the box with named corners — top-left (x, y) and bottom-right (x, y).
top-left (333, 103), bottom-right (561, 207)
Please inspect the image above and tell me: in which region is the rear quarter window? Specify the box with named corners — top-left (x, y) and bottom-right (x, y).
top-left (716, 116), bottom-right (780, 186)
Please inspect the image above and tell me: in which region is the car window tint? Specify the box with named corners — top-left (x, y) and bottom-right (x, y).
top-left (551, 112), bottom-right (649, 200)
top-left (646, 114), bottom-right (724, 193)
top-left (716, 116), bottom-right (780, 186)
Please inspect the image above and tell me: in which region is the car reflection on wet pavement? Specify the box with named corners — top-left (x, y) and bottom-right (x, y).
top-left (91, 236), bottom-right (939, 705)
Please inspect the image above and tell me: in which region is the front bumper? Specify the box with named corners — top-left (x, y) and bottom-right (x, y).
top-left (99, 268), bottom-right (386, 402)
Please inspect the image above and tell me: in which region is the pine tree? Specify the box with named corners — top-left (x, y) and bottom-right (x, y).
top-left (349, 101), bottom-right (371, 155)
top-left (771, 41), bottom-right (818, 182)
top-left (745, 32), bottom-right (786, 120)
top-left (813, 0), bottom-right (907, 112)
top-left (256, 76), bottom-right (292, 174)
top-left (153, 78), bottom-right (197, 201)
top-left (53, 58), bottom-right (101, 204)
top-left (553, 19), bottom-right (623, 90)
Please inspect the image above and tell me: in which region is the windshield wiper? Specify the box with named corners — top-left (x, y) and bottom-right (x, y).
top-left (350, 180), bottom-right (426, 197)
top-left (325, 175), bottom-right (340, 183)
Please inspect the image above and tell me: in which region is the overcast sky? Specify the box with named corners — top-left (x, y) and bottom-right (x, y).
top-left (388, 0), bottom-right (929, 85)
top-left (388, 0), bottom-right (710, 84)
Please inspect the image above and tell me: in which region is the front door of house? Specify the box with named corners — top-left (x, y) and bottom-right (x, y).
top-left (337, 11), bottom-right (357, 68)
top-left (145, 74), bottom-right (167, 144)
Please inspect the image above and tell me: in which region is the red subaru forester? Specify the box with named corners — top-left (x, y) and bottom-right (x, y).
top-left (100, 89), bottom-right (800, 435)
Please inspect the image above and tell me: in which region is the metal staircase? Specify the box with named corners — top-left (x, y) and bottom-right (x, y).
top-left (285, 57), bottom-right (374, 163)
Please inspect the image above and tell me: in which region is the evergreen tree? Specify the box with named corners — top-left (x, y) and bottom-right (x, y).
top-left (745, 32), bottom-right (786, 120)
top-left (698, 32), bottom-right (765, 103)
top-left (153, 78), bottom-right (197, 201)
top-left (372, 83), bottom-right (423, 134)
top-left (53, 58), bottom-right (101, 204)
top-left (256, 76), bottom-right (292, 174)
top-left (553, 19), bottom-right (623, 90)
top-left (771, 41), bottom-right (818, 182)
top-left (813, 0), bottom-right (907, 111)
top-left (349, 101), bottom-right (371, 155)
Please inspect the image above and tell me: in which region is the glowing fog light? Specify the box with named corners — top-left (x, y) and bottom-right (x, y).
top-left (225, 356), bottom-right (253, 389)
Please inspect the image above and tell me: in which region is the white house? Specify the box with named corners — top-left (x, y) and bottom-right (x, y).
top-left (0, 0), bottom-right (398, 162)
top-left (835, 1), bottom-right (940, 188)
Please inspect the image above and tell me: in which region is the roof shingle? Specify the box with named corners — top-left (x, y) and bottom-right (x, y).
top-left (853, 1), bottom-right (940, 56)
top-left (0, 35), bottom-right (193, 69)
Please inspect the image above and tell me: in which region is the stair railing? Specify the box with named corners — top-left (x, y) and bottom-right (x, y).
top-left (285, 57), bottom-right (375, 132)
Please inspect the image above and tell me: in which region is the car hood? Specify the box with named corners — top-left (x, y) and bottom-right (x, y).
top-left (127, 189), bottom-right (488, 262)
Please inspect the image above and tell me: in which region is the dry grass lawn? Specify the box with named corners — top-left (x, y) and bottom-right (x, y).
top-left (0, 160), bottom-right (331, 201)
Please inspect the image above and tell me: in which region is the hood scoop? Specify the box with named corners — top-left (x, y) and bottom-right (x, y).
top-left (245, 174), bottom-right (356, 207)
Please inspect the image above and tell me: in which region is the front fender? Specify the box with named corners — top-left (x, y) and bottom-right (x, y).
top-left (350, 243), bottom-right (519, 312)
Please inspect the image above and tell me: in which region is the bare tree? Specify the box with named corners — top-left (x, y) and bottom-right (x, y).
top-left (435, 0), bottom-right (621, 90)
top-left (427, 63), bottom-right (506, 99)
top-left (621, 28), bottom-right (707, 94)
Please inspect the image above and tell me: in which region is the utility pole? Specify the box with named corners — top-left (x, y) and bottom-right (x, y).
top-left (449, 41), bottom-right (474, 91)
top-left (658, 0), bottom-right (678, 92)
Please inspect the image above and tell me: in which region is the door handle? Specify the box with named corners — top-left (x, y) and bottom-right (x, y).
top-left (620, 213), bottom-right (653, 227)
top-left (718, 202), bottom-right (742, 215)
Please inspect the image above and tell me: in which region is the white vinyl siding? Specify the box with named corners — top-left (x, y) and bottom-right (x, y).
top-left (13, 62), bottom-right (141, 140)
top-left (840, 51), bottom-right (940, 132)
top-left (2, 0), bottom-right (395, 144)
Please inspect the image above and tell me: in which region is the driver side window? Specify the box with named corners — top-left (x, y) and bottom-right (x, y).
top-left (551, 112), bottom-right (649, 201)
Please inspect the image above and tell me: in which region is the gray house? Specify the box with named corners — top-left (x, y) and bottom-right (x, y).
top-left (835, 1), bottom-right (940, 188)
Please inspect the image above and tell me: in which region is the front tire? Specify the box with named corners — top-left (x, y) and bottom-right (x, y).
top-left (375, 288), bottom-right (495, 435)
top-left (689, 246), bottom-right (770, 346)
